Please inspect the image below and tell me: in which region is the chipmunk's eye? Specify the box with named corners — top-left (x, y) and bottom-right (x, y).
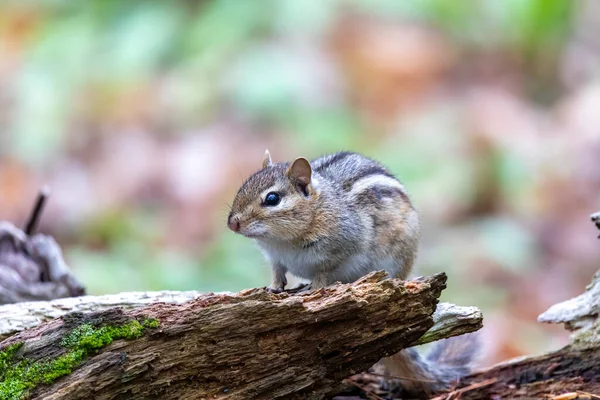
top-left (264, 192), bottom-right (281, 206)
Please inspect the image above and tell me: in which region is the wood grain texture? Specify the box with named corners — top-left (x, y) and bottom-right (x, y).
top-left (0, 272), bottom-right (485, 400)
top-left (0, 290), bottom-right (207, 341)
top-left (436, 344), bottom-right (600, 399)
top-left (0, 292), bottom-right (482, 347)
top-left (436, 268), bottom-right (600, 399)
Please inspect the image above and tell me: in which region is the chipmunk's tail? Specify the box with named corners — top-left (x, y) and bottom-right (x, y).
top-left (379, 333), bottom-right (479, 398)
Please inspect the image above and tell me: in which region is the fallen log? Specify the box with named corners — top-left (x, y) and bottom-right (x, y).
top-left (431, 211), bottom-right (600, 400)
top-left (434, 272), bottom-right (600, 399)
top-left (0, 271), bottom-right (482, 400)
top-left (0, 291), bottom-right (481, 347)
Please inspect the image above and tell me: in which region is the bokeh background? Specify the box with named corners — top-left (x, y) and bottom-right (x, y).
top-left (1, 0), bottom-right (599, 367)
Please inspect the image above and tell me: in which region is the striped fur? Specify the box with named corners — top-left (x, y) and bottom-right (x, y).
top-left (228, 151), bottom-right (419, 288)
top-left (228, 151), bottom-right (475, 396)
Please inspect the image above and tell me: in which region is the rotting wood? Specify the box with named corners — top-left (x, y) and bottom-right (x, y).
top-left (0, 222), bottom-right (84, 305)
top-left (339, 211), bottom-right (600, 400)
top-left (538, 270), bottom-right (600, 345)
top-left (437, 343), bottom-right (600, 399)
top-left (0, 272), bottom-right (483, 400)
top-left (0, 291), bottom-right (482, 345)
top-left (430, 213), bottom-right (600, 400)
top-left (0, 290), bottom-right (206, 341)
top-left (444, 278), bottom-right (600, 400)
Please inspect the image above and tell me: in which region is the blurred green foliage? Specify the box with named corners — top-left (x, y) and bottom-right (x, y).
top-left (0, 0), bottom-right (582, 284)
top-left (0, 0), bottom-right (581, 281)
top-left (4, 0), bottom-right (577, 161)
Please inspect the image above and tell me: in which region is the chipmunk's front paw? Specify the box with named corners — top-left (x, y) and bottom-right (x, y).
top-left (267, 280), bottom-right (286, 293)
top-left (267, 272), bottom-right (287, 293)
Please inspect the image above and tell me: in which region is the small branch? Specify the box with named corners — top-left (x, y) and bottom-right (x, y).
top-left (413, 303), bottom-right (482, 346)
top-left (429, 378), bottom-right (497, 400)
top-left (24, 186), bottom-right (51, 236)
top-left (342, 379), bottom-right (386, 400)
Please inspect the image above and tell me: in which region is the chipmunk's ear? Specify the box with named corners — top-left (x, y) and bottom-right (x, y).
top-left (286, 157), bottom-right (311, 195)
top-left (262, 149), bottom-right (273, 169)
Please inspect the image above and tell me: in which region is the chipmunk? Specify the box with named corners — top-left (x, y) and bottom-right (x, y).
top-left (227, 150), bottom-right (476, 397)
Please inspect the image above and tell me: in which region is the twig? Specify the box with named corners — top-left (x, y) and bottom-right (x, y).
top-left (342, 379), bottom-right (386, 400)
top-left (576, 391), bottom-right (600, 399)
top-left (429, 378), bottom-right (497, 400)
top-left (24, 186), bottom-right (50, 235)
top-left (547, 392), bottom-right (600, 400)
top-left (367, 371), bottom-right (437, 383)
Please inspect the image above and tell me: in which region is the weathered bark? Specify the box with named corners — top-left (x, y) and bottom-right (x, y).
top-left (0, 290), bottom-right (481, 345)
top-left (0, 290), bottom-right (206, 341)
top-left (0, 272), bottom-right (482, 400)
top-left (412, 302), bottom-right (482, 346)
top-left (439, 274), bottom-right (600, 399)
top-left (0, 222), bottom-right (85, 304)
top-left (431, 214), bottom-right (600, 400)
top-left (432, 344), bottom-right (600, 399)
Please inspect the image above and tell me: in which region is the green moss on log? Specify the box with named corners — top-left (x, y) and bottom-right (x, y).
top-left (0, 344), bottom-right (23, 378)
top-left (0, 318), bottom-right (159, 400)
top-left (142, 318), bottom-right (159, 329)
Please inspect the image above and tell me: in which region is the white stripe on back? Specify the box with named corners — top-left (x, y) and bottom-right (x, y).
top-left (348, 174), bottom-right (406, 198)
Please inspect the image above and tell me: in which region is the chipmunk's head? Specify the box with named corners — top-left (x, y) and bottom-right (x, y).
top-left (227, 150), bottom-right (319, 242)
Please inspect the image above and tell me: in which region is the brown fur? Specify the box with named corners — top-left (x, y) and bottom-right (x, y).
top-left (227, 151), bottom-right (476, 397)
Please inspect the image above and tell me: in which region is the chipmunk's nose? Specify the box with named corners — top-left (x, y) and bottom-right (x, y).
top-left (227, 214), bottom-right (241, 232)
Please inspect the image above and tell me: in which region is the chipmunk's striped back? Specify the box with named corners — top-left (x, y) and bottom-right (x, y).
top-left (308, 152), bottom-right (419, 284)
top-left (313, 152), bottom-right (407, 196)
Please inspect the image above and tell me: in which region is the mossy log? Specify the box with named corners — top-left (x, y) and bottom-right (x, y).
top-left (0, 290), bottom-right (205, 342)
top-left (0, 272), bottom-right (482, 400)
